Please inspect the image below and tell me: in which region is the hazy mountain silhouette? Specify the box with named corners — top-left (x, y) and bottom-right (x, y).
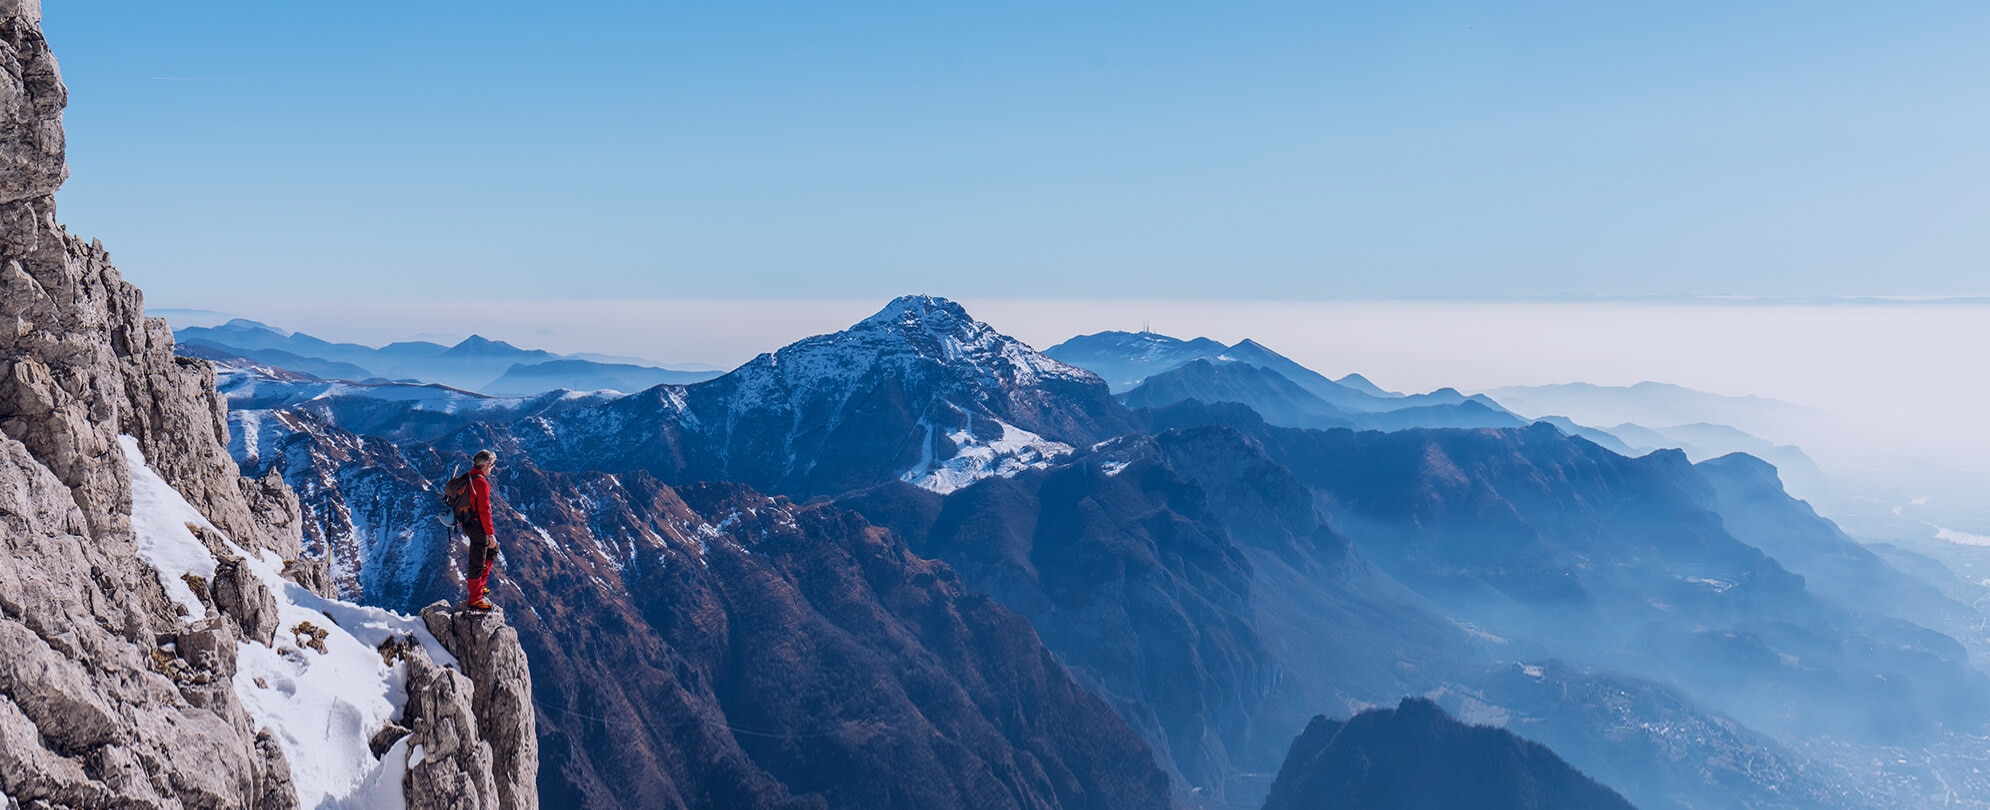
top-left (1262, 698), bottom-right (1635, 810)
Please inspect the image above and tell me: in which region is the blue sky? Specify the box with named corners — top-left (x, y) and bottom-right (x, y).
top-left (46, 1), bottom-right (1990, 306)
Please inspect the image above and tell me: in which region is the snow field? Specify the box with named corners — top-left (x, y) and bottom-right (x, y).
top-left (121, 436), bottom-right (457, 809)
top-left (901, 417), bottom-right (1073, 495)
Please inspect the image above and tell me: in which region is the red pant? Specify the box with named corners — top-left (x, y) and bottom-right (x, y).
top-left (465, 525), bottom-right (496, 604)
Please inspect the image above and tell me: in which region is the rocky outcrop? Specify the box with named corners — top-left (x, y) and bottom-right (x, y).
top-left (0, 408), bottom-right (296, 807)
top-left (401, 643), bottom-right (503, 809)
top-left (0, 4), bottom-right (533, 807)
top-left (211, 554), bottom-right (281, 646)
top-left (423, 602), bottom-right (539, 810)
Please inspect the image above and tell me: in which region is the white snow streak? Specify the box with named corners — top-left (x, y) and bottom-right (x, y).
top-left (900, 417), bottom-right (1072, 495)
top-left (1935, 526), bottom-right (1990, 547)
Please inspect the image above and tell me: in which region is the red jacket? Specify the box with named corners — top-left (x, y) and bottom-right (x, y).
top-left (466, 467), bottom-right (495, 536)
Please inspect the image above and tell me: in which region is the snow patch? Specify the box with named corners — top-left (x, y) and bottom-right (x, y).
top-left (1683, 575), bottom-right (1736, 592)
top-left (529, 522), bottom-right (558, 551)
top-left (122, 436), bottom-right (455, 810)
top-left (900, 417), bottom-right (1073, 495)
top-left (1449, 618), bottom-right (1507, 644)
top-left (124, 435), bottom-right (221, 616)
top-left (1452, 696), bottom-right (1511, 728)
top-left (326, 736), bottom-right (412, 810)
top-left (1936, 526), bottom-right (1990, 546)
top-left (1099, 460), bottom-right (1130, 477)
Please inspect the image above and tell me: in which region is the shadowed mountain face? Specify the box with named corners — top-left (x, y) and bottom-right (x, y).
top-left (840, 445), bottom-right (1280, 799)
top-left (1262, 698), bottom-right (1635, 810)
top-left (1141, 404), bottom-right (1990, 748)
top-left (1695, 453), bottom-right (1979, 653)
top-left (845, 412), bottom-right (1876, 809)
top-left (839, 426), bottom-right (1498, 803)
top-left (1121, 359), bottom-right (1352, 428)
top-left (233, 416), bottom-right (1175, 810)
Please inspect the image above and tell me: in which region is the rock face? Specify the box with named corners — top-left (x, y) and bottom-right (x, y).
top-left (0, 4), bottom-right (292, 805)
top-left (424, 602), bottom-right (539, 810)
top-left (401, 642), bottom-right (503, 809)
top-left (0, 5), bottom-right (535, 807)
top-left (1260, 698), bottom-right (1635, 810)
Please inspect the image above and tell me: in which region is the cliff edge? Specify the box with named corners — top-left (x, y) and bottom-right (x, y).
top-left (0, 3), bottom-right (534, 806)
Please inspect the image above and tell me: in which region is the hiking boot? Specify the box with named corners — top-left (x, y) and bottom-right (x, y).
top-left (467, 598), bottom-right (495, 611)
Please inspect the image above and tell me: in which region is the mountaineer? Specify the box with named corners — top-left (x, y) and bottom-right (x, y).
top-left (446, 449), bottom-right (502, 610)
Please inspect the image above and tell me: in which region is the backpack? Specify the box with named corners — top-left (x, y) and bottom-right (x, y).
top-left (442, 469), bottom-right (474, 519)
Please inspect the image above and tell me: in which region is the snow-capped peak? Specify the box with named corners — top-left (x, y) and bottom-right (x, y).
top-left (856, 294), bottom-right (975, 332)
top-left (734, 295), bottom-right (1097, 398)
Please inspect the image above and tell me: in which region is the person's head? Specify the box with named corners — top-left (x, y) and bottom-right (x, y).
top-left (473, 449), bottom-right (497, 471)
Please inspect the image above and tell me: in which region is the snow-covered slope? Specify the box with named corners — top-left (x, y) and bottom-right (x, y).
top-left (124, 436), bottom-right (457, 808)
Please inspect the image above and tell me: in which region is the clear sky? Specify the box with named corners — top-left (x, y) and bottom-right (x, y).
top-left (45, 1), bottom-right (1990, 307)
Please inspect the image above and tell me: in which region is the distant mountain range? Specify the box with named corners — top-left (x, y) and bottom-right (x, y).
top-left (174, 318), bottom-right (721, 394)
top-left (206, 295), bottom-right (1990, 809)
top-left (1046, 330), bottom-right (1525, 435)
top-left (1047, 331), bottom-right (1441, 410)
top-left (1483, 381), bottom-right (1822, 444)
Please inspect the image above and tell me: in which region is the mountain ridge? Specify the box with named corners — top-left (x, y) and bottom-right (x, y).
top-left (175, 319), bottom-right (720, 395)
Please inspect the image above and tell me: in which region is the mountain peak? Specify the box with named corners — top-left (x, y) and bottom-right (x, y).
top-left (857, 294), bottom-right (974, 332)
top-left (219, 317), bottom-right (288, 335)
top-left (1218, 338), bottom-right (1299, 366)
top-left (754, 295), bottom-right (1094, 391)
top-left (638, 294), bottom-right (1128, 496)
top-left (1335, 372), bottom-right (1400, 398)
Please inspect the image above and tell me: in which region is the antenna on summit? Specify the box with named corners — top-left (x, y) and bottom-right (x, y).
top-left (1141, 320), bottom-right (1150, 334)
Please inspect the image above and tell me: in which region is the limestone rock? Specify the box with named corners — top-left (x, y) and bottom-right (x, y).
top-left (422, 601), bottom-right (539, 810)
top-left (210, 555), bottom-right (279, 646)
top-left (402, 642), bottom-right (501, 810)
top-left (280, 555), bottom-right (335, 600)
top-left (0, 6), bottom-right (304, 807)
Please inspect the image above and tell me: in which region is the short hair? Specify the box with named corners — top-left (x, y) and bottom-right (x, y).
top-left (473, 449), bottom-right (497, 467)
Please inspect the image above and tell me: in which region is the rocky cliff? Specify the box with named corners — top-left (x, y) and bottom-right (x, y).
top-left (0, 3), bottom-right (533, 806)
